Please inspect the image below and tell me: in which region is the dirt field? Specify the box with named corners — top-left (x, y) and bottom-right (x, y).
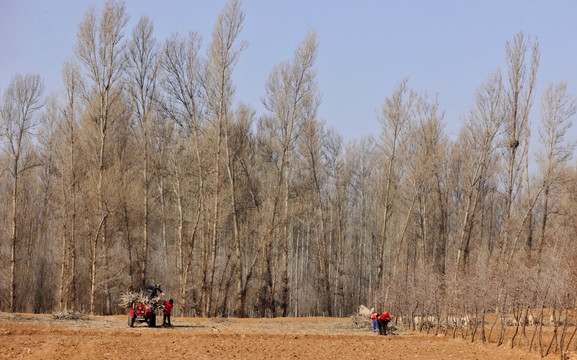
top-left (0, 312), bottom-right (572, 359)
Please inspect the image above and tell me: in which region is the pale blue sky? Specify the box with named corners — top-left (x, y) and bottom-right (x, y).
top-left (1, 0), bottom-right (577, 142)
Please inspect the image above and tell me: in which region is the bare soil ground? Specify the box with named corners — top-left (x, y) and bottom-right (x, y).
top-left (0, 312), bottom-right (572, 359)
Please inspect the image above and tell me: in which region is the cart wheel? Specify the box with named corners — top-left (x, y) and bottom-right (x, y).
top-left (148, 313), bottom-right (156, 327)
top-left (128, 312), bottom-right (135, 327)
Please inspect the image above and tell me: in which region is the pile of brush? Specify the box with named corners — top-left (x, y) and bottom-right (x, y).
top-left (118, 292), bottom-right (166, 310)
top-left (348, 314), bottom-right (372, 330)
top-left (52, 310), bottom-right (88, 320)
top-left (149, 297), bottom-right (166, 309)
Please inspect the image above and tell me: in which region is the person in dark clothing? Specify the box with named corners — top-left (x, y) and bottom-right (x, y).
top-left (377, 311), bottom-right (391, 335)
top-left (163, 299), bottom-right (174, 327)
top-left (145, 284), bottom-right (164, 300)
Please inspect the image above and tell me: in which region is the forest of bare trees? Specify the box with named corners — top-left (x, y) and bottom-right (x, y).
top-left (1, 1), bottom-right (576, 336)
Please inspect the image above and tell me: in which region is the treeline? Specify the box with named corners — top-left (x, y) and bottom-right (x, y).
top-left (0, 0), bottom-right (576, 321)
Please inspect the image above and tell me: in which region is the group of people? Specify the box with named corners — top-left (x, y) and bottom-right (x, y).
top-left (369, 308), bottom-right (391, 335)
top-left (146, 284), bottom-right (392, 333)
top-left (145, 284), bottom-right (174, 327)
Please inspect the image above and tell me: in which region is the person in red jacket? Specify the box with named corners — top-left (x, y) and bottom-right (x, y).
top-left (369, 308), bottom-right (379, 332)
top-left (163, 299), bottom-right (174, 327)
top-left (377, 311), bottom-right (391, 335)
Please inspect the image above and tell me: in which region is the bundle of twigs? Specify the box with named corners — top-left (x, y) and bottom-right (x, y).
top-left (118, 292), bottom-right (166, 310)
top-left (149, 297), bottom-right (166, 309)
top-left (52, 310), bottom-right (88, 320)
top-left (347, 314), bottom-right (372, 330)
top-left (118, 292), bottom-right (146, 309)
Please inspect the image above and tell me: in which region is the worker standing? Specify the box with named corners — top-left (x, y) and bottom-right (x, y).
top-left (369, 308), bottom-right (379, 332)
top-left (163, 299), bottom-right (174, 327)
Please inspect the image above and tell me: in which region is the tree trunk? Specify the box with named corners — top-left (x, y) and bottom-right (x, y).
top-left (10, 169), bottom-right (18, 312)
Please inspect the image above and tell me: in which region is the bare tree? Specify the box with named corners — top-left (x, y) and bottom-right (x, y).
top-left (342, 137), bottom-right (378, 308)
top-left (320, 128), bottom-right (347, 315)
top-left (455, 72), bottom-right (505, 274)
top-left (204, 0), bottom-right (246, 316)
top-left (536, 83), bottom-right (576, 262)
top-left (400, 93), bottom-right (447, 284)
top-left (161, 30), bottom-right (205, 315)
top-left (55, 60), bottom-right (83, 312)
top-left (36, 97), bottom-right (61, 313)
top-left (228, 103), bottom-right (258, 317)
top-left (298, 118), bottom-right (330, 314)
top-left (0, 74), bottom-right (44, 312)
top-left (376, 78), bottom-right (414, 290)
top-left (260, 29), bottom-right (320, 316)
top-left (500, 32), bottom-right (539, 260)
top-left (126, 14), bottom-right (160, 290)
top-left (75, 0), bottom-right (128, 314)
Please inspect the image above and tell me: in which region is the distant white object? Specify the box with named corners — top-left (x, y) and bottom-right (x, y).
top-left (358, 304), bottom-right (371, 317)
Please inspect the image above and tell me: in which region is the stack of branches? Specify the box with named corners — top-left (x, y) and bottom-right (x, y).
top-left (149, 297), bottom-right (166, 309)
top-left (52, 310), bottom-right (88, 320)
top-left (347, 314), bottom-right (372, 330)
top-left (118, 292), bottom-right (166, 310)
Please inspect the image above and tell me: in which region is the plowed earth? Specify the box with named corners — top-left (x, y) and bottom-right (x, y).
top-left (0, 312), bottom-right (569, 359)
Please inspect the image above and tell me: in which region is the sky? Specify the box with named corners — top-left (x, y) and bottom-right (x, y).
top-left (1, 0), bottom-right (577, 143)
